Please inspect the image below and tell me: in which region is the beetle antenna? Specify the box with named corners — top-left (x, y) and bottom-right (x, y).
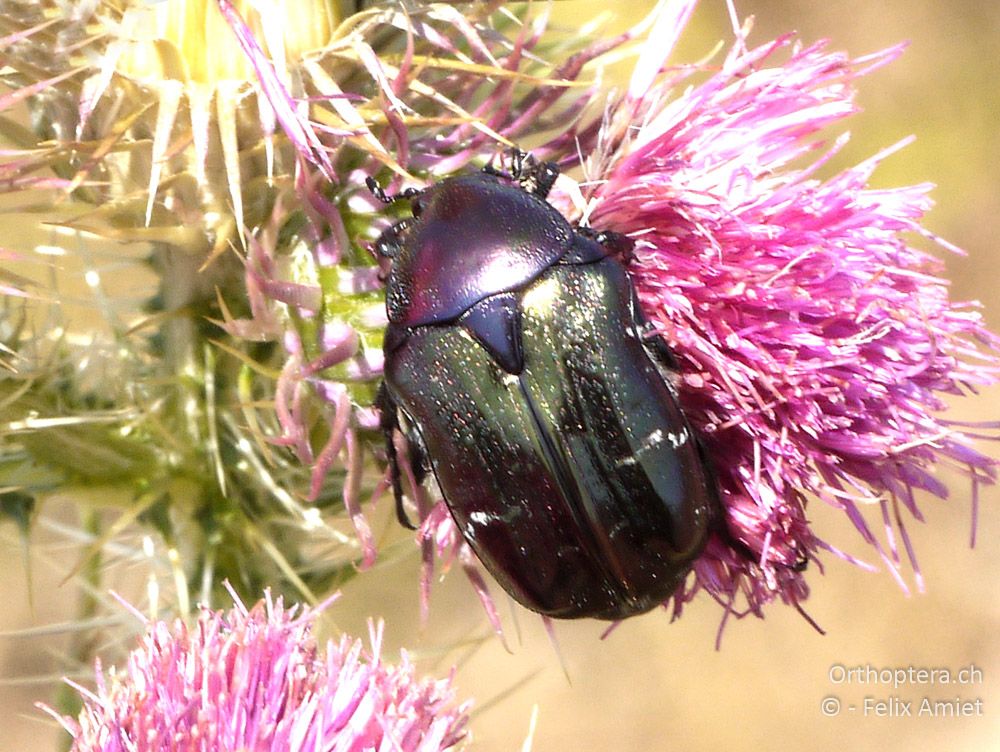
top-left (366, 176), bottom-right (393, 204)
top-left (367, 176), bottom-right (422, 205)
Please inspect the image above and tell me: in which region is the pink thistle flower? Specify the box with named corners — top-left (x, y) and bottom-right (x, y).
top-left (222, 0), bottom-right (998, 633)
top-left (566, 0), bottom-right (1000, 627)
top-left (41, 589), bottom-right (471, 752)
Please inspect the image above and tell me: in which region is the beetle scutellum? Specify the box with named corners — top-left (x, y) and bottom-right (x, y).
top-left (371, 151), bottom-right (718, 620)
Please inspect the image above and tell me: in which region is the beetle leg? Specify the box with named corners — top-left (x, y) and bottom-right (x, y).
top-left (593, 230), bottom-right (634, 263)
top-left (498, 146), bottom-right (528, 180)
top-left (513, 149), bottom-right (559, 199)
top-left (528, 160), bottom-right (559, 199)
top-left (692, 435), bottom-right (773, 567)
top-left (403, 424), bottom-right (430, 488)
top-left (376, 382), bottom-right (419, 530)
top-left (793, 550), bottom-right (810, 572)
top-left (626, 286), bottom-right (681, 373)
top-left (563, 229), bottom-right (610, 264)
top-left (482, 156), bottom-right (503, 178)
top-left (510, 147), bottom-right (525, 177)
top-left (640, 326), bottom-right (681, 372)
top-left (483, 147), bottom-right (527, 179)
top-left (576, 226), bottom-right (634, 263)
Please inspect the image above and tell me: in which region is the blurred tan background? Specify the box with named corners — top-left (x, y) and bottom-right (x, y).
top-left (2, 1), bottom-right (999, 751)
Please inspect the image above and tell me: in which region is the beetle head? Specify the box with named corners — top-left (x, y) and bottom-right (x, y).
top-left (486, 148), bottom-right (559, 199)
top-left (373, 221), bottom-right (411, 260)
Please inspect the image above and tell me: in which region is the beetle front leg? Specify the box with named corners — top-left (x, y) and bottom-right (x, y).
top-left (527, 160), bottom-right (559, 199)
top-left (576, 226), bottom-right (635, 263)
top-left (513, 150), bottom-right (559, 199)
top-left (376, 382), bottom-right (419, 530)
top-left (484, 147), bottom-right (529, 178)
